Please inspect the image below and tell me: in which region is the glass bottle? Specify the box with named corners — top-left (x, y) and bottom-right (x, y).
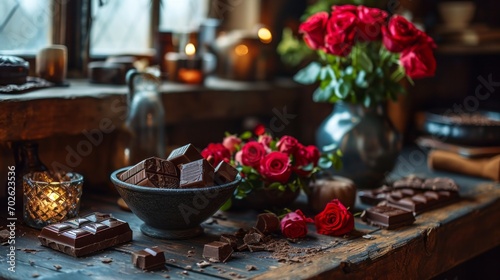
top-left (12, 141), bottom-right (48, 215)
top-left (123, 70), bottom-right (166, 166)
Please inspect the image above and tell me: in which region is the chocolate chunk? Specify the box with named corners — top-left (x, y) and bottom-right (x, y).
top-left (202, 241), bottom-right (233, 262)
top-left (167, 144), bottom-right (203, 167)
top-left (179, 159), bottom-right (214, 188)
top-left (120, 157), bottom-right (179, 188)
top-left (248, 244), bottom-right (266, 252)
top-left (132, 247), bottom-right (166, 271)
top-left (214, 161), bottom-right (238, 185)
top-left (38, 213), bottom-right (132, 257)
top-left (220, 234), bottom-right (238, 250)
top-left (361, 205), bottom-right (415, 229)
top-left (393, 175), bottom-right (424, 189)
top-left (358, 185), bottom-right (393, 205)
top-left (422, 177), bottom-right (459, 191)
top-left (243, 232), bottom-right (262, 245)
top-left (255, 213), bottom-right (280, 235)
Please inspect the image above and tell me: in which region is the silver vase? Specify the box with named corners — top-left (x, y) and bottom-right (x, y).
top-left (316, 102), bottom-right (402, 189)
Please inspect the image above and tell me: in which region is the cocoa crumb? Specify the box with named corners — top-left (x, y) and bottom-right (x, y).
top-left (53, 264), bottom-right (62, 270)
top-left (100, 258), bottom-right (113, 264)
top-left (246, 264), bottom-right (257, 271)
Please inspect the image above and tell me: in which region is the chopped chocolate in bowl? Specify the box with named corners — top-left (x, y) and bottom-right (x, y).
top-left (422, 109), bottom-right (500, 146)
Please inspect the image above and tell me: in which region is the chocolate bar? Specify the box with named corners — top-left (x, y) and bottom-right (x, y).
top-left (119, 157), bottom-right (179, 188)
top-left (202, 241), bottom-right (233, 262)
top-left (255, 213), bottom-right (280, 235)
top-left (386, 188), bottom-right (459, 214)
top-left (132, 247), bottom-right (165, 271)
top-left (214, 161), bottom-right (238, 185)
top-left (38, 212), bottom-right (132, 257)
top-left (358, 185), bottom-right (394, 205)
top-left (393, 175), bottom-right (424, 188)
top-left (422, 177), bottom-right (459, 191)
top-left (179, 159), bottom-right (214, 188)
top-left (361, 205), bottom-right (415, 229)
top-left (167, 144), bottom-right (203, 167)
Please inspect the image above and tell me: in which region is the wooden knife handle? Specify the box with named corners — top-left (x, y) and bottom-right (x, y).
top-left (428, 150), bottom-right (500, 181)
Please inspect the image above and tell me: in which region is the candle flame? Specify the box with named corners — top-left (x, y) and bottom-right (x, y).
top-left (48, 191), bottom-right (60, 202)
top-left (258, 27), bottom-right (272, 44)
top-left (185, 43), bottom-right (196, 56)
top-left (235, 44), bottom-right (249, 56)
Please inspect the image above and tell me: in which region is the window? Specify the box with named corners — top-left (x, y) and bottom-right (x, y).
top-left (0, 0), bottom-right (52, 55)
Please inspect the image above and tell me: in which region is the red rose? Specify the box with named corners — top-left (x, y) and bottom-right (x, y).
top-left (276, 135), bottom-right (299, 154)
top-left (315, 199), bottom-right (354, 236)
top-left (293, 144), bottom-right (321, 177)
top-left (357, 6), bottom-right (388, 41)
top-left (299, 11), bottom-right (329, 50)
top-left (254, 124), bottom-right (266, 136)
top-left (222, 135), bottom-right (241, 153)
top-left (324, 11), bottom-right (357, 56)
top-left (382, 15), bottom-right (423, 53)
top-left (305, 145), bottom-right (321, 166)
top-left (240, 141), bottom-right (266, 169)
top-left (280, 209), bottom-right (314, 239)
top-left (400, 44), bottom-right (436, 79)
top-left (331, 4), bottom-right (358, 15)
top-left (201, 143), bottom-right (230, 166)
top-left (259, 152), bottom-right (292, 184)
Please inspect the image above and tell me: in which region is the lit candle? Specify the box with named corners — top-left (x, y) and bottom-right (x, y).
top-left (177, 43), bottom-right (204, 84)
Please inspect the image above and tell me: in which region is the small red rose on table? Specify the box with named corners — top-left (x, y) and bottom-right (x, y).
top-left (280, 209), bottom-right (314, 239)
top-left (315, 199), bottom-right (354, 236)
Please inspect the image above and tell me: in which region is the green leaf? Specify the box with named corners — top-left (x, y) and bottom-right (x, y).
top-left (293, 62), bottom-right (322, 85)
top-left (219, 198), bottom-right (232, 211)
top-left (313, 86), bottom-right (332, 103)
top-left (358, 51), bottom-right (373, 72)
top-left (318, 156), bottom-right (333, 169)
top-left (355, 70), bottom-right (368, 88)
top-left (335, 82), bottom-right (351, 99)
top-left (240, 131), bottom-right (252, 140)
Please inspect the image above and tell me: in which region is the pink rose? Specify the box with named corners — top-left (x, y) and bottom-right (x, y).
top-left (299, 11), bottom-right (329, 50)
top-left (258, 135), bottom-right (273, 153)
top-left (201, 143), bottom-right (231, 166)
top-left (315, 199), bottom-right (354, 236)
top-left (240, 141), bottom-right (267, 169)
top-left (222, 135), bottom-right (241, 153)
top-left (280, 209), bottom-right (314, 239)
top-left (400, 44), bottom-right (436, 79)
top-left (382, 15), bottom-right (424, 53)
top-left (357, 6), bottom-right (388, 41)
top-left (259, 152), bottom-right (292, 184)
top-left (276, 135), bottom-right (299, 154)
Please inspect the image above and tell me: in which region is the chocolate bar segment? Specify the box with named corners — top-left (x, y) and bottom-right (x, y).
top-left (38, 213), bottom-right (132, 257)
top-left (214, 161), bottom-right (238, 185)
top-left (119, 157), bottom-right (179, 188)
top-left (386, 188), bottom-right (459, 214)
top-left (132, 247), bottom-right (165, 271)
top-left (422, 177), bottom-right (459, 191)
top-left (361, 205), bottom-right (415, 229)
top-left (255, 213), bottom-right (280, 235)
top-left (358, 185), bottom-right (394, 205)
top-left (179, 159), bottom-right (214, 188)
top-left (167, 144), bottom-right (203, 167)
top-left (203, 241), bottom-right (233, 262)
top-left (393, 175), bottom-right (425, 189)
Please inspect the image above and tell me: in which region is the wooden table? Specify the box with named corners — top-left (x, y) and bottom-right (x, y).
top-left (2, 148), bottom-right (500, 279)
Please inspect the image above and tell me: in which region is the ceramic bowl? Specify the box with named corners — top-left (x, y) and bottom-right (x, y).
top-left (110, 167), bottom-right (240, 239)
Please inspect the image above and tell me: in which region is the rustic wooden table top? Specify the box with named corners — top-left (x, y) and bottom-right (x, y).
top-left (2, 148), bottom-right (500, 280)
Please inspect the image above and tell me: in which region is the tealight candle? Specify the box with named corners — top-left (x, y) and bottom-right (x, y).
top-left (164, 43), bottom-right (204, 84)
top-left (23, 171), bottom-right (83, 229)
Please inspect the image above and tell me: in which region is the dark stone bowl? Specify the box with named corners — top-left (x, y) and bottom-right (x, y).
top-left (110, 167), bottom-right (240, 239)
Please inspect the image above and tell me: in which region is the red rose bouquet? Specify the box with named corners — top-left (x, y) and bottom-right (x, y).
top-left (294, 5), bottom-right (436, 107)
top-left (201, 131), bottom-right (342, 207)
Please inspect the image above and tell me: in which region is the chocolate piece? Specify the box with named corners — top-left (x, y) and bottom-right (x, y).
top-left (132, 247), bottom-right (165, 271)
top-left (393, 175), bottom-right (424, 188)
top-left (255, 213), bottom-right (280, 234)
top-left (422, 177), bottom-right (459, 191)
top-left (358, 185), bottom-right (394, 205)
top-left (167, 144), bottom-right (203, 167)
top-left (38, 213), bottom-right (132, 257)
top-left (120, 157), bottom-right (179, 188)
top-left (387, 188), bottom-right (459, 214)
top-left (179, 159), bottom-right (214, 188)
top-left (202, 241), bottom-right (233, 262)
top-left (220, 234), bottom-right (238, 250)
top-left (243, 232), bottom-right (262, 245)
top-left (214, 161), bottom-right (238, 185)
top-left (362, 205), bottom-right (415, 229)
top-left (248, 244), bottom-right (266, 252)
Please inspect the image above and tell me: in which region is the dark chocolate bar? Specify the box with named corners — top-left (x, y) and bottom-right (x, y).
top-left (167, 144), bottom-right (203, 167)
top-left (38, 212), bottom-right (132, 257)
top-left (214, 161), bottom-right (238, 185)
top-left (393, 175), bottom-right (424, 188)
top-left (386, 188), bottom-right (459, 214)
top-left (358, 185), bottom-right (394, 205)
top-left (120, 157), bottom-right (179, 188)
top-left (202, 241), bottom-right (233, 262)
top-left (361, 205), bottom-right (415, 229)
top-left (132, 247), bottom-right (165, 271)
top-left (179, 159), bottom-right (214, 188)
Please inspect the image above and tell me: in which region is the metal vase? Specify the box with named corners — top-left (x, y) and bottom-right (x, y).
top-left (316, 102), bottom-right (402, 189)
